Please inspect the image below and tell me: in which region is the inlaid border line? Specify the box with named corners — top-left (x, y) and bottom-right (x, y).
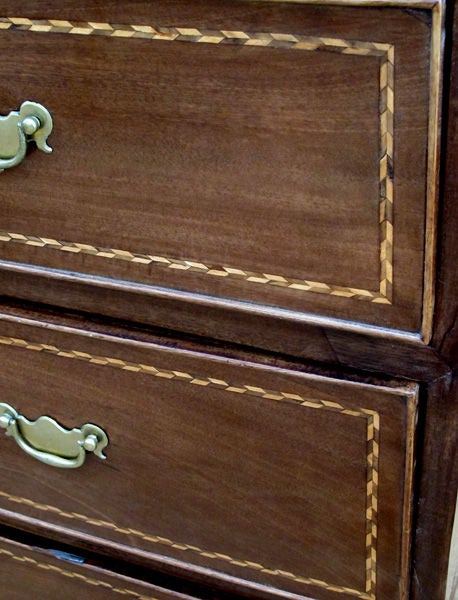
top-left (0, 18), bottom-right (390, 57)
top-left (0, 335), bottom-right (378, 599)
top-left (0, 17), bottom-right (394, 304)
top-left (0, 546), bottom-right (158, 599)
top-left (379, 45), bottom-right (394, 301)
top-left (0, 229), bottom-right (388, 303)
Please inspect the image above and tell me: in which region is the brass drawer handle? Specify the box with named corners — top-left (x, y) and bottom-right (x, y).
top-left (0, 101), bottom-right (53, 172)
top-left (0, 403), bottom-right (108, 469)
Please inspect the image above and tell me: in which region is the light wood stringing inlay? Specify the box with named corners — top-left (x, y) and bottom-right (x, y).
top-left (0, 17), bottom-right (394, 304)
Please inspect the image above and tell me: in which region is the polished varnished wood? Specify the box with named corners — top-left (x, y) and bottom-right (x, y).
top-left (0, 316), bottom-right (417, 600)
top-left (431, 1), bottom-right (458, 370)
top-left (0, 1), bottom-right (456, 599)
top-left (411, 376), bottom-right (458, 600)
top-left (0, 276), bottom-right (451, 382)
top-left (411, 5), bottom-right (458, 599)
top-left (0, 534), bottom-right (194, 600)
top-left (0, 0), bottom-right (438, 334)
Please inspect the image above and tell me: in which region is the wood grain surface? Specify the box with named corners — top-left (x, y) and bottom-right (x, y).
top-left (432, 0), bottom-right (458, 369)
top-left (0, 317), bottom-right (417, 600)
top-left (0, 2), bottom-right (455, 600)
top-left (0, 294), bottom-right (449, 383)
top-left (0, 1), bottom-right (436, 334)
top-left (412, 4), bottom-right (458, 599)
top-left (0, 534), bottom-right (195, 600)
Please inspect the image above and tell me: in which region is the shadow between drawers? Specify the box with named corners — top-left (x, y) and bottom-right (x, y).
top-left (0, 264), bottom-right (450, 382)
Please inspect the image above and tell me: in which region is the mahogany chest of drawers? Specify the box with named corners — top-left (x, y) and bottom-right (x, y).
top-left (0, 1), bottom-right (456, 599)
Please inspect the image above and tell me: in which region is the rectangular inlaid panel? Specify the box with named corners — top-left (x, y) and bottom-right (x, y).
top-left (0, 1), bottom-right (439, 333)
top-left (0, 318), bottom-right (417, 599)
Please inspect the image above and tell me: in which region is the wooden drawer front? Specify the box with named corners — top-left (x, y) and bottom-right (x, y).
top-left (0, 319), bottom-right (417, 600)
top-left (0, 1), bottom-right (439, 334)
top-left (0, 535), bottom-right (193, 599)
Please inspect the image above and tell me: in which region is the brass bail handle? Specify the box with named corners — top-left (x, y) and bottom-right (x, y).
top-left (0, 403), bottom-right (108, 469)
top-left (0, 101), bottom-right (53, 173)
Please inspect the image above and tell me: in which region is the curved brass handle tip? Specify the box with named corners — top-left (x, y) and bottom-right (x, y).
top-left (0, 101), bottom-right (53, 172)
top-left (0, 403), bottom-right (108, 469)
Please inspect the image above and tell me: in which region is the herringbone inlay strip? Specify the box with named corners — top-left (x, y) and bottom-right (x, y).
top-left (0, 230), bottom-right (389, 302)
top-left (0, 17), bottom-right (390, 57)
top-left (0, 548), bottom-right (156, 600)
top-left (0, 547), bottom-right (158, 599)
top-left (0, 17), bottom-right (394, 305)
top-left (379, 46), bottom-right (395, 301)
top-left (365, 412), bottom-right (380, 598)
top-left (0, 334), bottom-right (378, 599)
